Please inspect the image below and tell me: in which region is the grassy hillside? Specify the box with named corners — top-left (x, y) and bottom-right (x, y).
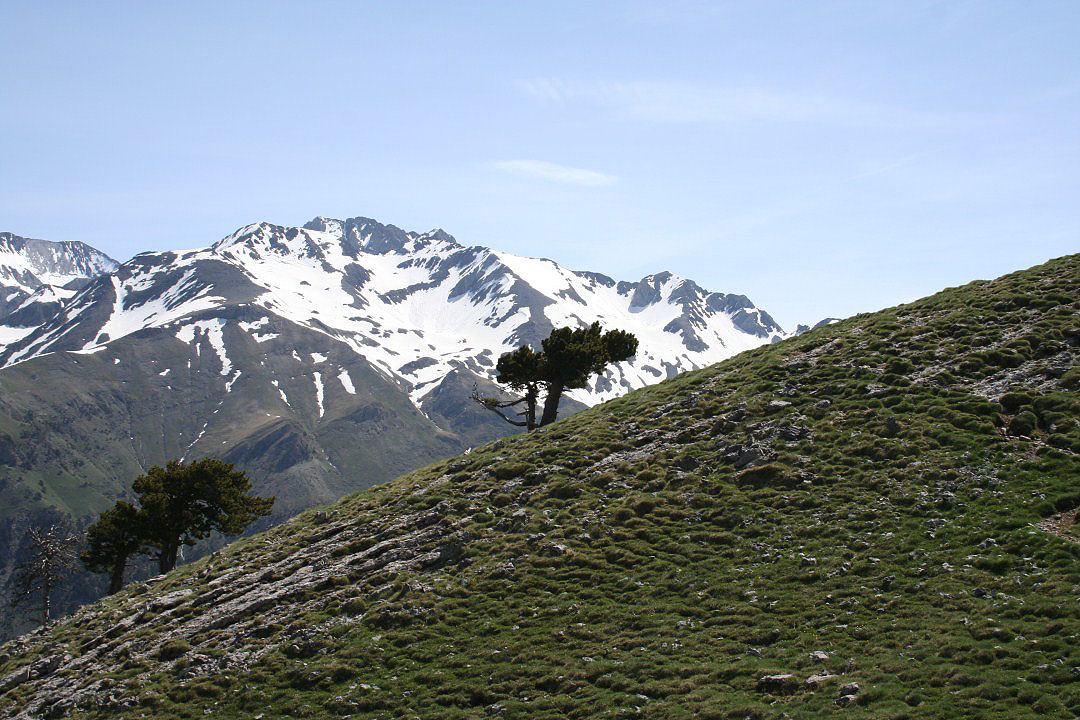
top-left (1, 254), bottom-right (1078, 719)
top-left (0, 308), bottom-right (529, 639)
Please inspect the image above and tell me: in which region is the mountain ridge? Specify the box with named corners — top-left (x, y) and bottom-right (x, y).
top-left (1, 217), bottom-right (787, 407)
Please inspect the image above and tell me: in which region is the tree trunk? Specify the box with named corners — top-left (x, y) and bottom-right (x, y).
top-left (159, 541), bottom-right (179, 574)
top-left (524, 385), bottom-right (538, 430)
top-left (539, 383), bottom-right (564, 427)
top-left (41, 577), bottom-right (51, 627)
top-left (109, 555), bottom-right (128, 594)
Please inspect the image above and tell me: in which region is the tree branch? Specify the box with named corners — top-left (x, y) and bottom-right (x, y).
top-left (470, 384), bottom-right (529, 427)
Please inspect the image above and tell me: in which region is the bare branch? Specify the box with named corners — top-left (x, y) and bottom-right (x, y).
top-left (470, 384), bottom-right (529, 427)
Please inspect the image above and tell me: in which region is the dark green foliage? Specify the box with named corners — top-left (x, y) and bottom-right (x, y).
top-left (1008, 411), bottom-right (1038, 437)
top-left (157, 638), bottom-right (191, 661)
top-left (80, 501), bottom-right (146, 594)
top-left (134, 459), bottom-right (274, 573)
top-left (477, 322), bottom-right (639, 429)
top-left (999, 392), bottom-right (1033, 414)
top-left (537, 323), bottom-right (638, 425)
top-left (735, 463), bottom-right (796, 488)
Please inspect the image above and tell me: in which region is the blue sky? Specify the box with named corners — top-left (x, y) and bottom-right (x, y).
top-left (1, 1), bottom-right (1077, 330)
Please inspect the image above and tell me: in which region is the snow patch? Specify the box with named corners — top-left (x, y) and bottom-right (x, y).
top-left (271, 379), bottom-right (289, 405)
top-left (313, 372), bottom-right (325, 417)
top-left (177, 319), bottom-right (232, 375)
top-left (224, 370), bottom-right (242, 393)
top-left (338, 369), bottom-right (356, 394)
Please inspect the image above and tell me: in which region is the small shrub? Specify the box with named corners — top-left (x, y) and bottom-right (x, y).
top-left (491, 463), bottom-right (530, 481)
top-left (999, 392), bottom-right (1032, 414)
top-left (735, 464), bottom-right (796, 488)
top-left (157, 639), bottom-right (191, 661)
top-left (1008, 411), bottom-right (1038, 437)
top-left (548, 481), bottom-right (580, 499)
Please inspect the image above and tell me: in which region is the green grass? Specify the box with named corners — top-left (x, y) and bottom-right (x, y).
top-left (0, 254), bottom-right (1078, 719)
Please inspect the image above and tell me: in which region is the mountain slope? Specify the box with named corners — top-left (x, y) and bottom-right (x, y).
top-left (1, 254), bottom-right (1076, 719)
top-left (0, 217), bottom-right (783, 637)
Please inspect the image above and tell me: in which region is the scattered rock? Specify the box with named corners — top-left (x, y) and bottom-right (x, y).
top-left (836, 694), bottom-right (857, 707)
top-left (806, 673), bottom-right (838, 689)
top-left (44, 698), bottom-right (75, 719)
top-left (839, 682), bottom-right (860, 696)
top-left (757, 674), bottom-right (798, 693)
top-left (540, 542), bottom-right (570, 557)
top-left (765, 400), bottom-right (792, 413)
top-left (865, 384), bottom-right (889, 397)
top-left (732, 445), bottom-right (775, 470)
top-left (673, 455), bottom-right (700, 471)
top-left (777, 423), bottom-right (811, 441)
top-left (810, 650), bottom-right (829, 662)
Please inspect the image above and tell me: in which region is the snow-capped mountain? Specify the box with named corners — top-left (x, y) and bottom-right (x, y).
top-left (0, 215), bottom-right (793, 638)
top-left (0, 232), bottom-right (118, 344)
top-left (1, 216), bottom-right (785, 408)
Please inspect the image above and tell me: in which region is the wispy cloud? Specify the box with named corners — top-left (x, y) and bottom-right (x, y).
top-left (515, 78), bottom-right (970, 130)
top-left (491, 159), bottom-right (617, 187)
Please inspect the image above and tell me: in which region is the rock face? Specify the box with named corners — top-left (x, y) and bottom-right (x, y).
top-left (0, 216), bottom-right (790, 638)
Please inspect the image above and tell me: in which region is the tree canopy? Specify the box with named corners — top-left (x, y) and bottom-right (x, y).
top-left (80, 501), bottom-right (147, 594)
top-left (134, 458), bottom-right (274, 574)
top-left (82, 459), bottom-right (274, 593)
top-left (474, 322), bottom-right (638, 430)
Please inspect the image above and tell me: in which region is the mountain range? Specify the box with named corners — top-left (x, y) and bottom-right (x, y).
top-left (0, 216), bottom-right (792, 637)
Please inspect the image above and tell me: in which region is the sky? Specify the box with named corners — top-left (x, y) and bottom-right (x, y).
top-left (1, 1), bottom-right (1078, 331)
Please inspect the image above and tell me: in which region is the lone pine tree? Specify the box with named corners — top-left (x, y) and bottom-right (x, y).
top-left (475, 322), bottom-right (638, 430)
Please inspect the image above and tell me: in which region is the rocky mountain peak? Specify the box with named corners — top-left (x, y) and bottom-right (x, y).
top-left (0, 232), bottom-right (118, 286)
top-left (0, 232), bottom-right (118, 327)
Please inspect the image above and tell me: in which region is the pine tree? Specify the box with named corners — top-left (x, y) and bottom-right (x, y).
top-left (474, 323), bottom-right (638, 429)
top-left (81, 501), bottom-right (146, 594)
top-left (133, 458), bottom-right (274, 574)
top-left (537, 322), bottom-right (638, 426)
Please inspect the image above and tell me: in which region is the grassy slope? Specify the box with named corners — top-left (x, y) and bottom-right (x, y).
top-left (1, 255), bottom-right (1078, 719)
